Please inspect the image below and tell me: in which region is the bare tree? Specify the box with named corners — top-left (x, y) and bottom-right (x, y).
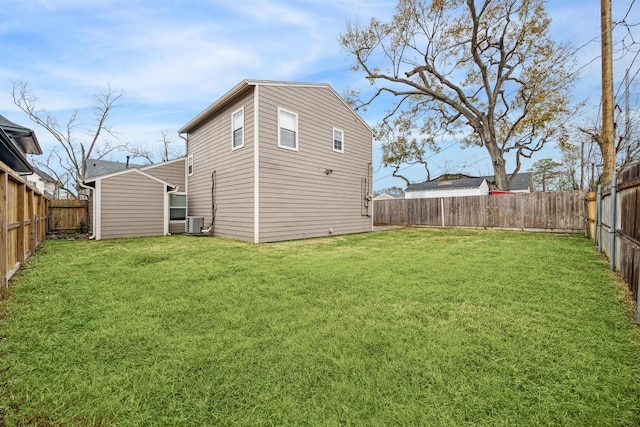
top-left (129, 130), bottom-right (184, 164)
top-left (12, 80), bottom-right (124, 198)
top-left (340, 0), bottom-right (579, 190)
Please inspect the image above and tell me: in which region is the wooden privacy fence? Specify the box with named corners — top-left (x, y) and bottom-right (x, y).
top-left (1, 160), bottom-right (48, 288)
top-left (374, 191), bottom-right (586, 232)
top-left (48, 199), bottom-right (89, 233)
top-left (592, 163), bottom-right (640, 321)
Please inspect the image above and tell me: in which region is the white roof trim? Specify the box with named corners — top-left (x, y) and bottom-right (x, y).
top-left (83, 167), bottom-right (178, 190)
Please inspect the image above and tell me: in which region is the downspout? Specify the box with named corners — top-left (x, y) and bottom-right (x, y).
top-left (78, 180), bottom-right (96, 240)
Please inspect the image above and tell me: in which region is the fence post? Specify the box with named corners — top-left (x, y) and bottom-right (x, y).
top-left (583, 195), bottom-right (588, 238)
top-left (596, 184), bottom-right (602, 251)
top-left (609, 173), bottom-right (617, 272)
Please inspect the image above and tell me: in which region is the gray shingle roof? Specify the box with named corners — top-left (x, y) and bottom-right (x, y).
top-left (85, 159), bottom-right (144, 179)
top-left (406, 176), bottom-right (486, 192)
top-left (32, 165), bottom-right (57, 183)
top-left (406, 172), bottom-right (533, 192)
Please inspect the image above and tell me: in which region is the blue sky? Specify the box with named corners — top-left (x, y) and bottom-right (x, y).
top-left (1, 0), bottom-right (637, 190)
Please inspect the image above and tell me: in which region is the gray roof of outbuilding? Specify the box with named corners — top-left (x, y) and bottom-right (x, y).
top-left (406, 172), bottom-right (533, 192)
top-left (486, 172), bottom-right (533, 191)
top-left (85, 159), bottom-right (144, 179)
top-left (406, 176), bottom-right (487, 192)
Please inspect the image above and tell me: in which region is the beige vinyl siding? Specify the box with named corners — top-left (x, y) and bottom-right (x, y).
top-left (143, 158), bottom-right (186, 190)
top-left (257, 85), bottom-right (372, 242)
top-left (100, 172), bottom-right (165, 239)
top-left (169, 222), bottom-right (184, 234)
top-left (186, 88), bottom-right (255, 241)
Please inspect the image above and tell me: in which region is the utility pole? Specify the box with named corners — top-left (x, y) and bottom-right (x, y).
top-left (601, 0), bottom-right (616, 184)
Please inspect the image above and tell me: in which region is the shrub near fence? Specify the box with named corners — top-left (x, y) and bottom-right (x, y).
top-left (374, 191), bottom-right (586, 232)
top-left (0, 160), bottom-right (48, 288)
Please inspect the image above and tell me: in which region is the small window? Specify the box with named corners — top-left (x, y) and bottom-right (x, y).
top-left (232, 107), bottom-right (244, 149)
top-left (187, 155), bottom-right (193, 176)
top-left (278, 107), bottom-right (298, 151)
top-left (333, 128), bottom-right (344, 153)
top-left (170, 193), bottom-right (187, 221)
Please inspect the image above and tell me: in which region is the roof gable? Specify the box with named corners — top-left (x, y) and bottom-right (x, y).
top-left (83, 167), bottom-right (178, 189)
top-left (179, 80), bottom-right (372, 135)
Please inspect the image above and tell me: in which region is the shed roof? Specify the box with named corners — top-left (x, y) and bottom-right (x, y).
top-left (406, 176), bottom-right (487, 192)
top-left (85, 158), bottom-right (144, 179)
top-left (406, 172), bottom-right (533, 192)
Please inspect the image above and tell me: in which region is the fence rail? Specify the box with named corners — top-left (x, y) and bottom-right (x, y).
top-left (1, 160), bottom-right (48, 288)
top-left (374, 191), bottom-right (586, 232)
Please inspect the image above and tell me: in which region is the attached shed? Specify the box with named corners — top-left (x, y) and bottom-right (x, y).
top-left (83, 158), bottom-right (186, 239)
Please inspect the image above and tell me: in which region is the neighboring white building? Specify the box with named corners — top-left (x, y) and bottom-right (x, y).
top-left (26, 166), bottom-right (59, 198)
top-left (405, 173), bottom-right (533, 199)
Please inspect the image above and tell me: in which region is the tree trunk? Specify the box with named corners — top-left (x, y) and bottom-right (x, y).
top-left (483, 133), bottom-right (508, 190)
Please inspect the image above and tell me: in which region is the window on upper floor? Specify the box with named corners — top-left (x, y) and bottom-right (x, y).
top-left (232, 107), bottom-right (244, 150)
top-left (278, 107), bottom-right (298, 151)
top-left (333, 128), bottom-right (344, 153)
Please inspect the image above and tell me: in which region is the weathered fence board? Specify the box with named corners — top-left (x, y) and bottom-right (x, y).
top-left (602, 163), bottom-right (640, 303)
top-left (1, 160), bottom-right (48, 288)
top-left (374, 191), bottom-right (586, 231)
top-left (48, 199), bottom-right (89, 233)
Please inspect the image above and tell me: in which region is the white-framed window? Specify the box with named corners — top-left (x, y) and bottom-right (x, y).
top-left (333, 128), bottom-right (344, 153)
top-left (169, 193), bottom-right (187, 221)
top-left (277, 107), bottom-right (298, 151)
top-left (232, 107), bottom-right (244, 150)
top-left (187, 155), bottom-right (193, 176)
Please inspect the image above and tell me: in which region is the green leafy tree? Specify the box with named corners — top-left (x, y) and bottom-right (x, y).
top-left (529, 158), bottom-right (562, 192)
top-left (340, 0), bottom-right (578, 190)
top-left (375, 186), bottom-right (405, 197)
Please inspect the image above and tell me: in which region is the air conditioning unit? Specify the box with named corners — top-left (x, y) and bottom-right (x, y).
top-left (185, 216), bottom-right (205, 234)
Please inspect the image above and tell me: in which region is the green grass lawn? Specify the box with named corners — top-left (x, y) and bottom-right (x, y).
top-left (1, 228), bottom-right (639, 426)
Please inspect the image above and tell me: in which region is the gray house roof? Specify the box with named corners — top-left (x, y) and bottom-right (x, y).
top-left (85, 158), bottom-right (144, 179)
top-left (487, 172), bottom-right (533, 191)
top-left (406, 176), bottom-right (486, 192)
top-left (32, 166), bottom-right (57, 183)
top-left (406, 172), bottom-right (533, 192)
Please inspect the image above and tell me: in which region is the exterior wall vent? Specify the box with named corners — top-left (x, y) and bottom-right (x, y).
top-left (186, 216), bottom-right (205, 234)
